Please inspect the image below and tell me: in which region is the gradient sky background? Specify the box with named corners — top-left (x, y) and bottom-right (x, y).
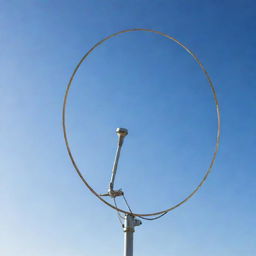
top-left (1, 1), bottom-right (256, 256)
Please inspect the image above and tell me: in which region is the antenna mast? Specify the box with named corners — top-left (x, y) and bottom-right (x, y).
top-left (101, 127), bottom-right (142, 256)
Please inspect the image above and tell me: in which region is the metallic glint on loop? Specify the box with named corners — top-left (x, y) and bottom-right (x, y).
top-left (62, 28), bottom-right (221, 217)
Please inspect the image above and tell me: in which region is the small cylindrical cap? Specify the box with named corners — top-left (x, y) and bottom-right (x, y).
top-left (116, 128), bottom-right (128, 137)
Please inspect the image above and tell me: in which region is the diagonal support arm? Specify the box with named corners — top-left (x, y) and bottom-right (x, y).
top-left (108, 128), bottom-right (128, 197)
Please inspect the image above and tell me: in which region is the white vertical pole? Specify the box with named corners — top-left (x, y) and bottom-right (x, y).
top-left (124, 214), bottom-right (135, 256)
top-left (123, 214), bottom-right (142, 256)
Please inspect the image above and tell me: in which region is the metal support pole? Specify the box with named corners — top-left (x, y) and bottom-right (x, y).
top-left (109, 142), bottom-right (122, 192)
top-left (123, 214), bottom-right (142, 256)
top-left (108, 128), bottom-right (128, 197)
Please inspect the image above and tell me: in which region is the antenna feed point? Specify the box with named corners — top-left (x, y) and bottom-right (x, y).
top-left (108, 188), bottom-right (124, 198)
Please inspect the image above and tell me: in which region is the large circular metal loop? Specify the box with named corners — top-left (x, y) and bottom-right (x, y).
top-left (62, 28), bottom-right (221, 217)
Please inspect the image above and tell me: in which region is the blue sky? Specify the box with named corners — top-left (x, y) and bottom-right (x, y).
top-left (1, 1), bottom-right (256, 255)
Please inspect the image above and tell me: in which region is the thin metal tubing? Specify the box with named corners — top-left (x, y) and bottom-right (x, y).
top-left (62, 28), bottom-right (221, 217)
top-left (122, 194), bottom-right (168, 220)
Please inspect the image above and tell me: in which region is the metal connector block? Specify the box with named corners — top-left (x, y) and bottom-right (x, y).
top-left (100, 189), bottom-right (124, 198)
top-left (133, 218), bottom-right (142, 227)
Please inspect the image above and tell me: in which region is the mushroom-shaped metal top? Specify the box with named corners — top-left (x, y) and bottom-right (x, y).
top-left (116, 128), bottom-right (128, 137)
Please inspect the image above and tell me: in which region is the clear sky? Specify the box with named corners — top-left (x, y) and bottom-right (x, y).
top-left (1, 1), bottom-right (256, 256)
